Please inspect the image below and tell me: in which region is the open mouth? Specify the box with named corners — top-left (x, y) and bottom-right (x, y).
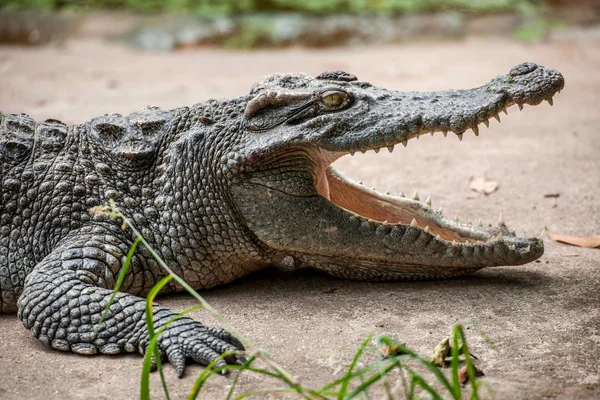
top-left (236, 62), bottom-right (565, 277)
top-left (314, 96), bottom-right (558, 255)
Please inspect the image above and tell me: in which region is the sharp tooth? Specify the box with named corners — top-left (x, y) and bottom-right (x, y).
top-left (373, 148), bottom-right (380, 154)
top-left (509, 244), bottom-right (515, 251)
top-left (498, 213), bottom-right (505, 226)
top-left (415, 134), bottom-right (420, 140)
top-left (478, 218), bottom-right (483, 226)
top-left (430, 131), bottom-right (435, 137)
top-left (465, 240), bottom-right (470, 244)
top-left (547, 97), bottom-right (553, 106)
top-left (472, 126), bottom-right (479, 136)
top-left (350, 151), bottom-right (355, 156)
top-left (383, 220), bottom-right (389, 226)
top-left (400, 192), bottom-right (406, 198)
top-left (360, 148), bottom-right (366, 154)
top-left (442, 131), bottom-right (448, 137)
top-left (412, 191), bottom-right (420, 201)
top-left (402, 140), bottom-right (408, 147)
top-left (436, 234), bottom-right (441, 240)
top-left (493, 114), bottom-right (501, 123)
top-left (526, 244), bottom-right (531, 252)
top-left (385, 191), bottom-right (390, 195)
top-left (518, 103), bottom-right (524, 111)
top-left (437, 207), bottom-right (443, 214)
top-left (483, 120), bottom-right (489, 128)
top-left (502, 108), bottom-right (508, 115)
top-left (454, 214), bottom-right (459, 222)
top-left (497, 232), bottom-right (504, 243)
top-left (387, 145), bottom-right (395, 153)
top-left (425, 196), bottom-right (432, 206)
top-left (358, 181), bottom-right (363, 185)
top-left (424, 225), bottom-right (430, 233)
top-left (410, 218), bottom-right (418, 228)
top-left (456, 133), bottom-right (463, 141)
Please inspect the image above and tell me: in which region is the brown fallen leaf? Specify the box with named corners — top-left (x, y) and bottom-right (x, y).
top-left (380, 342), bottom-right (407, 359)
top-left (458, 365), bottom-right (485, 385)
top-left (546, 230), bottom-right (600, 248)
top-left (430, 337), bottom-right (450, 367)
top-left (469, 175), bottom-right (499, 195)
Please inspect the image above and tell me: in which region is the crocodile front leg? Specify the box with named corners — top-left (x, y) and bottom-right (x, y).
top-left (17, 228), bottom-right (243, 377)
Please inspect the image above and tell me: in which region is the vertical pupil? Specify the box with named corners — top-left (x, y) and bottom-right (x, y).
top-left (326, 94), bottom-right (341, 105)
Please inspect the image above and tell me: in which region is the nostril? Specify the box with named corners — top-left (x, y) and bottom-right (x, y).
top-left (509, 62), bottom-right (539, 77)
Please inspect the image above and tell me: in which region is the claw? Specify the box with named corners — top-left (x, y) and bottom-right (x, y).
top-left (236, 354), bottom-right (248, 364)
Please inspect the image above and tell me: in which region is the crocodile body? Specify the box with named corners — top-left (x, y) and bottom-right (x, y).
top-left (0, 63), bottom-right (564, 374)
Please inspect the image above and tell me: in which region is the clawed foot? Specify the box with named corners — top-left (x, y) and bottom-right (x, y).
top-left (140, 319), bottom-right (246, 378)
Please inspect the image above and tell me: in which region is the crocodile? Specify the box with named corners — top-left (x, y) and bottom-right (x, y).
top-left (0, 62), bottom-right (564, 376)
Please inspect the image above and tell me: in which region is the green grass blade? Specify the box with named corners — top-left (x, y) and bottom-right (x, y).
top-left (100, 236), bottom-right (142, 323)
top-left (141, 335), bottom-right (161, 400)
top-left (337, 335), bottom-right (373, 399)
top-left (225, 355), bottom-right (258, 400)
top-left (450, 327), bottom-right (461, 399)
top-left (140, 275), bottom-right (173, 400)
top-left (188, 353), bottom-right (316, 400)
top-left (377, 337), bottom-right (454, 394)
top-left (406, 370), bottom-right (445, 400)
top-left (454, 325), bottom-right (480, 400)
top-left (345, 359), bottom-right (400, 400)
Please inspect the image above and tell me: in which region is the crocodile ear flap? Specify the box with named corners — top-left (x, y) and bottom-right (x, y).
top-left (244, 91), bottom-right (312, 119)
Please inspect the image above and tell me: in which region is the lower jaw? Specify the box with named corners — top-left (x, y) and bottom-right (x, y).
top-left (313, 161), bottom-right (543, 261)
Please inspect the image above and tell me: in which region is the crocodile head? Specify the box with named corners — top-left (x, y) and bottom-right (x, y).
top-left (230, 63), bottom-right (565, 280)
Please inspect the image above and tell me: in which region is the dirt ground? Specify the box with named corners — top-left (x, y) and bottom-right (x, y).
top-left (0, 37), bottom-right (599, 399)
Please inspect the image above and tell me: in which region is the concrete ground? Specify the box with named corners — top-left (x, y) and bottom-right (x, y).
top-left (0, 37), bottom-right (599, 399)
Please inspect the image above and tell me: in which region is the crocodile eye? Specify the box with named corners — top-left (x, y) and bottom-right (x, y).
top-left (322, 91), bottom-right (344, 107)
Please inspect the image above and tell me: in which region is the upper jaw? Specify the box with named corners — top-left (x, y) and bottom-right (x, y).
top-left (317, 62), bottom-right (564, 154)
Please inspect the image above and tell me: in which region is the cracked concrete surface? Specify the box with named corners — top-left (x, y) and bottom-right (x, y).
top-left (0, 38), bottom-right (599, 399)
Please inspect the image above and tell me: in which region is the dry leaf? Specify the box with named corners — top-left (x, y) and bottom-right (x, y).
top-left (547, 230), bottom-right (600, 248)
top-left (430, 337), bottom-right (450, 367)
top-left (380, 342), bottom-right (406, 359)
top-left (458, 365), bottom-right (485, 385)
top-left (469, 176), bottom-right (499, 195)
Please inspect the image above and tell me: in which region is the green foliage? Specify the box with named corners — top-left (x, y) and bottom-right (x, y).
top-left (93, 201), bottom-right (488, 399)
top-left (513, 17), bottom-right (565, 42)
top-left (2, 0), bottom-right (544, 15)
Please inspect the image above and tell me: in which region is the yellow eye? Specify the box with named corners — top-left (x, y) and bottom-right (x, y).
top-left (322, 92), bottom-right (344, 107)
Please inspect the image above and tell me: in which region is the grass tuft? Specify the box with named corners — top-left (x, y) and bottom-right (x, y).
top-left (93, 200), bottom-right (487, 399)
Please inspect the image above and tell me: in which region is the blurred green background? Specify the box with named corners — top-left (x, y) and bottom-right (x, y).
top-left (0, 0), bottom-right (595, 49)
top-left (0, 0), bottom-right (548, 15)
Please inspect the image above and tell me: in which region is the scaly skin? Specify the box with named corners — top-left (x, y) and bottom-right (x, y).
top-left (0, 62), bottom-right (564, 375)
